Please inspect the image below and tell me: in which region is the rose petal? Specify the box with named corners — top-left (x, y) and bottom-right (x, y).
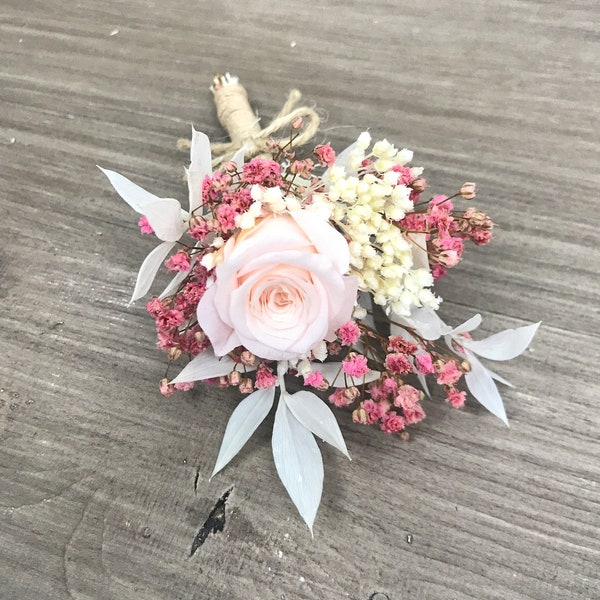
top-left (196, 284), bottom-right (241, 357)
top-left (289, 210), bottom-right (350, 274)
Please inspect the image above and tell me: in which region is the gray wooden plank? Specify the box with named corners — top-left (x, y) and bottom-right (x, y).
top-left (1, 1), bottom-right (599, 599)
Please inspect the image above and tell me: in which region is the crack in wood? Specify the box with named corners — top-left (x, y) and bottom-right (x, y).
top-left (193, 466), bottom-right (200, 493)
top-left (190, 487), bottom-right (232, 556)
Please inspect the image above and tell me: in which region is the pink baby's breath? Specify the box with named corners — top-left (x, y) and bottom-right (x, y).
top-left (387, 336), bottom-right (418, 355)
top-left (328, 388), bottom-right (352, 408)
top-left (403, 404), bottom-right (426, 425)
top-left (255, 363), bottom-right (278, 389)
top-left (304, 370), bottom-right (325, 389)
top-left (313, 143), bottom-right (336, 167)
top-left (362, 399), bottom-right (389, 424)
top-left (174, 381), bottom-right (195, 391)
top-left (436, 360), bottom-right (462, 385)
top-left (385, 353), bottom-right (412, 374)
top-left (242, 158), bottom-right (282, 186)
top-left (156, 309), bottom-right (185, 330)
top-left (342, 353), bottom-right (370, 378)
top-left (138, 215), bottom-right (154, 234)
top-left (338, 321), bottom-right (361, 346)
top-left (165, 251), bottom-right (191, 273)
top-left (446, 389), bottom-right (466, 408)
top-left (415, 353), bottom-right (435, 375)
top-left (394, 385), bottom-right (420, 410)
top-left (380, 412), bottom-right (405, 434)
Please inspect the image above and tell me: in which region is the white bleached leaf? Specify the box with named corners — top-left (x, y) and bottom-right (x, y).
top-left (190, 128), bottom-right (212, 175)
top-left (464, 352), bottom-right (509, 426)
top-left (187, 169), bottom-right (205, 216)
top-left (212, 387), bottom-right (276, 476)
top-left (450, 314), bottom-right (482, 335)
top-left (170, 349), bottom-right (238, 384)
top-left (308, 362), bottom-right (380, 387)
top-left (416, 372), bottom-right (431, 398)
top-left (407, 232), bottom-right (429, 271)
top-left (309, 362), bottom-right (343, 385)
top-left (98, 166), bottom-right (161, 213)
top-left (398, 306), bottom-right (451, 340)
top-left (462, 322), bottom-right (540, 361)
top-left (283, 391), bottom-right (350, 459)
top-left (323, 141), bottom-right (358, 181)
top-left (321, 141), bottom-right (359, 188)
top-left (143, 199), bottom-right (188, 242)
top-left (159, 269), bottom-right (190, 299)
top-left (272, 399), bottom-right (323, 532)
top-left (356, 291), bottom-right (375, 329)
top-left (231, 145), bottom-right (246, 170)
top-left (130, 240), bottom-right (176, 303)
top-left (188, 128), bottom-right (212, 213)
top-left (486, 368), bottom-right (514, 388)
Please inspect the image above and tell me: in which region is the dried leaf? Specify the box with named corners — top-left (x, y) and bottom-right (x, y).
top-left (98, 166), bottom-right (160, 213)
top-left (130, 241), bottom-right (176, 303)
top-left (463, 322), bottom-right (540, 361)
top-left (464, 352), bottom-right (509, 425)
top-left (170, 349), bottom-right (238, 384)
top-left (212, 388), bottom-right (275, 476)
top-left (272, 398), bottom-right (323, 533)
top-left (283, 390), bottom-right (350, 459)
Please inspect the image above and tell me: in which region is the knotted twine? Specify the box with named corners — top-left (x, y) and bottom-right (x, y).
top-left (177, 73), bottom-right (320, 167)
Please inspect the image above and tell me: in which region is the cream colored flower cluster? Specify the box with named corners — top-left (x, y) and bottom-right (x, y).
top-left (315, 132), bottom-right (439, 317)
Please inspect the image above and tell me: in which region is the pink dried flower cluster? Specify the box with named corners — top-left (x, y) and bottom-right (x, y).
top-left (131, 128), bottom-right (492, 434)
top-left (313, 321), bottom-right (470, 438)
top-left (398, 193), bottom-right (493, 280)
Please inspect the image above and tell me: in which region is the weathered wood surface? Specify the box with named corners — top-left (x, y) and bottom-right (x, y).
top-left (1, 1), bottom-right (599, 598)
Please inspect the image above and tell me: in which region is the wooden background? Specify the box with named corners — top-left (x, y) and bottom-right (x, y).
top-left (1, 1), bottom-right (599, 598)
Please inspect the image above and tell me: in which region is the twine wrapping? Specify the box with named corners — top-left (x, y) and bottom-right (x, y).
top-left (177, 73), bottom-right (320, 167)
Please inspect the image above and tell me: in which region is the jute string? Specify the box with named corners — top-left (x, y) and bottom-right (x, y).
top-left (177, 74), bottom-right (320, 167)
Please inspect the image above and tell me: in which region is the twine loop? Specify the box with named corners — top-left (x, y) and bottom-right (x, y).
top-left (178, 73), bottom-right (320, 167)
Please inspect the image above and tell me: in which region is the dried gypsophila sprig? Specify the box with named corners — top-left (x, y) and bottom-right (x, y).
top-left (99, 75), bottom-right (539, 531)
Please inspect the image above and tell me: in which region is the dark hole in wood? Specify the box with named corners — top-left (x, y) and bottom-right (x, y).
top-left (190, 487), bottom-right (232, 556)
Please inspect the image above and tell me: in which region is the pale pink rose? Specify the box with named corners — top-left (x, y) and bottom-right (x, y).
top-left (197, 211), bottom-right (358, 360)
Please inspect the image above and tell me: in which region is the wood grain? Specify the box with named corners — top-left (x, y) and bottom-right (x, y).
top-left (1, 1), bottom-right (599, 598)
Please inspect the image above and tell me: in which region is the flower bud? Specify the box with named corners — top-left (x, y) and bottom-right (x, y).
top-left (291, 116), bottom-right (303, 130)
top-left (222, 160), bottom-right (238, 173)
top-left (159, 378), bottom-right (175, 397)
top-left (168, 347), bottom-right (182, 360)
top-left (352, 407), bottom-right (369, 424)
top-left (238, 378), bottom-right (254, 394)
top-left (411, 177), bottom-right (427, 192)
top-left (356, 131), bottom-right (371, 150)
top-left (316, 378), bottom-right (331, 392)
top-left (228, 370), bottom-right (242, 386)
top-left (189, 214), bottom-right (207, 229)
top-left (240, 350), bottom-right (256, 366)
top-left (343, 386), bottom-right (361, 401)
top-left (460, 182), bottom-right (477, 200)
